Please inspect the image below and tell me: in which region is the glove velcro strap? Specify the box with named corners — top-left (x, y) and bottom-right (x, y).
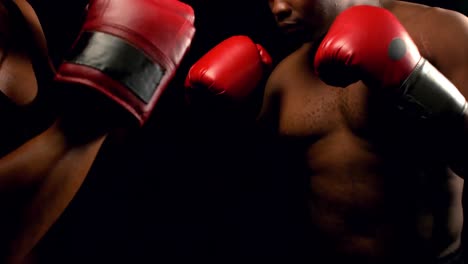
top-left (65, 31), bottom-right (166, 104)
top-left (396, 58), bottom-right (467, 122)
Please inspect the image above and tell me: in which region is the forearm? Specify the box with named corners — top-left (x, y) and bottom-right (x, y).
top-left (0, 115), bottom-right (108, 189)
top-left (0, 117), bottom-right (109, 263)
top-left (0, 121), bottom-right (69, 190)
top-left (5, 134), bottom-right (106, 264)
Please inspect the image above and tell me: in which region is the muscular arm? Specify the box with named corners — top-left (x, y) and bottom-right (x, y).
top-left (0, 117), bottom-right (108, 264)
top-left (0, 0), bottom-right (196, 261)
top-left (424, 8), bottom-right (468, 177)
top-left (0, 1), bottom-right (110, 261)
top-left (256, 58), bottom-right (286, 134)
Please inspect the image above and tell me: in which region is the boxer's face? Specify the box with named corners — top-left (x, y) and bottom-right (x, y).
top-left (268, 0), bottom-right (344, 42)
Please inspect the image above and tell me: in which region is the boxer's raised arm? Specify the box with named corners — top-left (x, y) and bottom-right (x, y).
top-left (0, 0), bottom-right (195, 262)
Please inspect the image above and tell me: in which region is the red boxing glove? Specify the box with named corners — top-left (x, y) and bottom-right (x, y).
top-left (314, 5), bottom-right (420, 89)
top-left (185, 36), bottom-right (272, 103)
top-left (314, 5), bottom-right (466, 120)
top-left (55, 0), bottom-right (195, 126)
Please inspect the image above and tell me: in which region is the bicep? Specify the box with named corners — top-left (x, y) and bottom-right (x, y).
top-left (256, 72), bottom-right (283, 135)
top-left (419, 9), bottom-right (468, 177)
top-left (434, 12), bottom-right (468, 178)
top-left (429, 9), bottom-right (468, 97)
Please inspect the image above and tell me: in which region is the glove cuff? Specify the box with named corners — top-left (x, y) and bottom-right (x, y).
top-left (55, 31), bottom-right (169, 126)
top-left (395, 58), bottom-right (467, 122)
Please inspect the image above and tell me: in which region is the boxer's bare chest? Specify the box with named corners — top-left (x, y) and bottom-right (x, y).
top-left (269, 37), bottom-right (457, 258)
top-left (261, 3), bottom-right (463, 259)
top-left (277, 58), bottom-right (410, 151)
top-left (275, 2), bottom-right (441, 167)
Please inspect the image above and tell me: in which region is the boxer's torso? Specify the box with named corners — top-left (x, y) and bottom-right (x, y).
top-left (260, 1), bottom-right (464, 262)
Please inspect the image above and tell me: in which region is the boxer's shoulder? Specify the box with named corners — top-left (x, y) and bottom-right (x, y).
top-left (258, 45), bottom-right (316, 124)
top-left (392, 2), bottom-right (468, 88)
top-left (257, 52), bottom-right (293, 125)
top-left (266, 45), bottom-right (311, 93)
top-left (394, 3), bottom-right (468, 54)
top-left (417, 7), bottom-right (468, 58)
top-left (423, 7), bottom-right (468, 70)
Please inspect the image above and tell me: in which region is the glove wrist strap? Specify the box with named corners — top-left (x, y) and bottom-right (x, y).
top-left (396, 58), bottom-right (467, 122)
top-left (66, 31), bottom-right (166, 103)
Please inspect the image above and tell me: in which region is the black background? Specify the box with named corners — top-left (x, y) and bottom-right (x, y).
top-left (24, 0), bottom-right (468, 262)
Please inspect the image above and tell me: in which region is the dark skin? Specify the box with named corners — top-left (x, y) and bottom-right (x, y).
top-left (0, 1), bottom-right (110, 263)
top-left (260, 0), bottom-right (468, 262)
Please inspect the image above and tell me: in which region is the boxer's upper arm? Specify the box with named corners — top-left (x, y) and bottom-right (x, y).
top-left (427, 9), bottom-right (468, 177)
top-left (257, 71), bottom-right (277, 120)
top-left (256, 65), bottom-right (283, 131)
top-left (257, 55), bottom-right (295, 123)
top-left (427, 8), bottom-right (468, 97)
